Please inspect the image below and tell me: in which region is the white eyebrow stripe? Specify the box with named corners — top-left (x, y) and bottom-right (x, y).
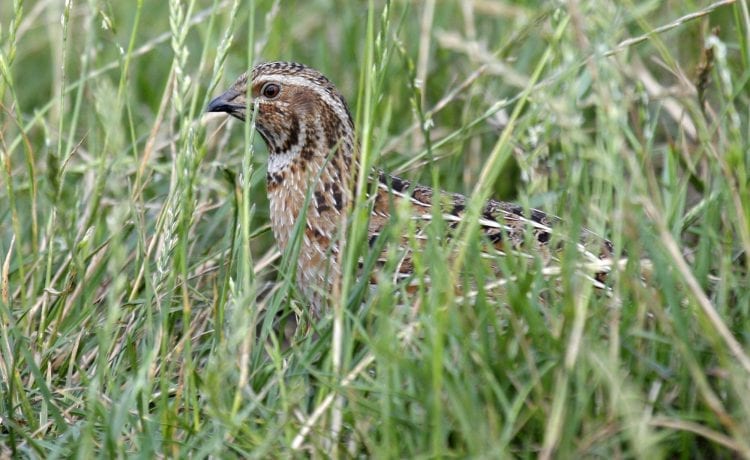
top-left (254, 74), bottom-right (350, 123)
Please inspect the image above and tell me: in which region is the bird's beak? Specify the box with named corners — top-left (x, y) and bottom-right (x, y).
top-left (206, 88), bottom-right (247, 120)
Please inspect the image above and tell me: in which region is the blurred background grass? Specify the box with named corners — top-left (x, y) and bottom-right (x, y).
top-left (1, 0), bottom-right (749, 457)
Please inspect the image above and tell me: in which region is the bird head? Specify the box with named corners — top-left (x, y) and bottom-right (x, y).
top-left (207, 61), bottom-right (356, 168)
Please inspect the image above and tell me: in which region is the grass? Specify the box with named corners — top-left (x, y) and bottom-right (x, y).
top-left (1, 0), bottom-right (749, 457)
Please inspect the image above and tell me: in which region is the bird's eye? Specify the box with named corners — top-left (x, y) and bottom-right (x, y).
top-left (261, 82), bottom-right (281, 99)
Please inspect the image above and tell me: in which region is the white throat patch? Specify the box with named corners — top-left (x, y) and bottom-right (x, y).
top-left (265, 110), bottom-right (308, 173)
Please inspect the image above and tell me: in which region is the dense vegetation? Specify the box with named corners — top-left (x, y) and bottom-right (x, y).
top-left (1, 0), bottom-right (748, 457)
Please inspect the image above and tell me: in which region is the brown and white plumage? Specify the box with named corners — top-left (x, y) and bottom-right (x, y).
top-left (207, 61), bottom-right (611, 312)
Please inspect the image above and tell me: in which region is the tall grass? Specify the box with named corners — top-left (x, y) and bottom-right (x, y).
top-left (1, 0), bottom-right (749, 457)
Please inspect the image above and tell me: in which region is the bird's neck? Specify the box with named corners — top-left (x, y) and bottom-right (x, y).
top-left (265, 118), bottom-right (357, 251)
